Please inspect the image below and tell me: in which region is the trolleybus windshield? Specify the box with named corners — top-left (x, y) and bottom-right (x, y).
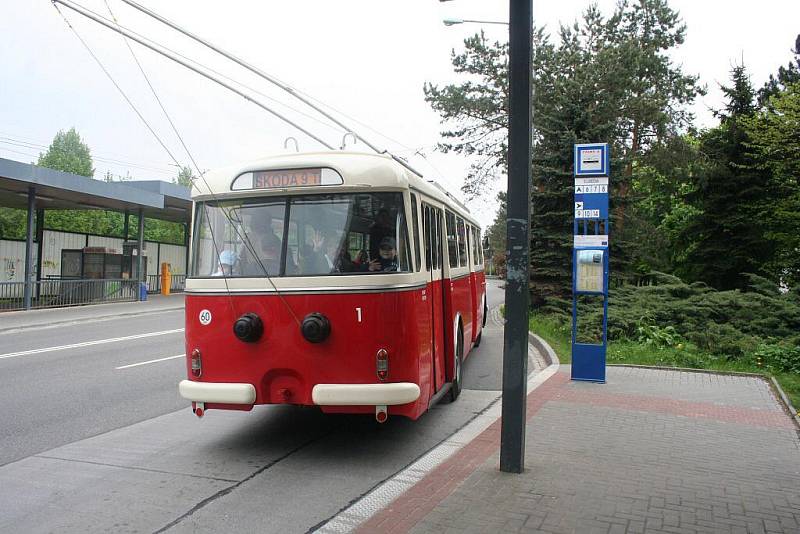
top-left (192, 192), bottom-right (412, 278)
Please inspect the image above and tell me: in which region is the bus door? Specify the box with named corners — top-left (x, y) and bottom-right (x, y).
top-left (467, 225), bottom-right (479, 343)
top-left (423, 204), bottom-right (447, 391)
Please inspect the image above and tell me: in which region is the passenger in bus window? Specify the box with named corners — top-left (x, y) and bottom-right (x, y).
top-left (353, 249), bottom-right (369, 269)
top-left (309, 230), bottom-right (354, 273)
top-left (212, 250), bottom-right (238, 276)
top-left (365, 237), bottom-right (399, 272)
top-left (258, 232), bottom-right (282, 276)
top-left (369, 209), bottom-right (393, 259)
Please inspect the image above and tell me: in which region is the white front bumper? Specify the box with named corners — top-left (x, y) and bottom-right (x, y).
top-left (312, 383), bottom-right (420, 406)
top-left (178, 380), bottom-right (256, 404)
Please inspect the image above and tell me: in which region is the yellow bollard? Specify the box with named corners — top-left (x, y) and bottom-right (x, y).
top-left (161, 262), bottom-right (171, 296)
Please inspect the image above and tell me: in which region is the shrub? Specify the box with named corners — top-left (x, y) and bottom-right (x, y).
top-left (751, 343), bottom-right (800, 374)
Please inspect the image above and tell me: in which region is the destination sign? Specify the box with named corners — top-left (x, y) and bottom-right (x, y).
top-left (254, 169), bottom-right (321, 188)
top-left (231, 167), bottom-right (344, 191)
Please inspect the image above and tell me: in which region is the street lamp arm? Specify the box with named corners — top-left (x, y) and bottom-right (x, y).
top-left (443, 18), bottom-right (509, 26)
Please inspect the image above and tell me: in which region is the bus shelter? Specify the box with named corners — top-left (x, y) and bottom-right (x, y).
top-left (0, 157), bottom-right (191, 310)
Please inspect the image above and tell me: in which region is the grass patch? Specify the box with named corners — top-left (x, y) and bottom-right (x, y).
top-left (528, 312), bottom-right (800, 414)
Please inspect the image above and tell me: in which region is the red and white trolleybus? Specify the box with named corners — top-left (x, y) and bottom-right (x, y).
top-left (179, 151), bottom-right (486, 422)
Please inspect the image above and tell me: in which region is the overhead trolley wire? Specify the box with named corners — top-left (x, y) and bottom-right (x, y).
top-left (52, 2), bottom-right (184, 168)
top-left (52, 0), bottom-right (335, 151)
top-left (54, 0), bottom-right (304, 325)
top-left (104, 0), bottom-right (300, 325)
top-left (100, 2), bottom-right (346, 141)
top-left (103, 0), bottom-right (203, 180)
top-left (119, 0), bottom-right (381, 154)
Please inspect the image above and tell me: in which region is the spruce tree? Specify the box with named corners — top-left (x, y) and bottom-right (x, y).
top-left (425, 0), bottom-right (701, 307)
top-left (680, 65), bottom-right (774, 290)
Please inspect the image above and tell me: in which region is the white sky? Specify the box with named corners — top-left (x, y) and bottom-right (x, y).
top-left (1, 0), bottom-right (798, 227)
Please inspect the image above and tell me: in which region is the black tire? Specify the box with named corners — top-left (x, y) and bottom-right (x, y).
top-left (474, 302), bottom-right (487, 348)
top-left (448, 325), bottom-right (464, 402)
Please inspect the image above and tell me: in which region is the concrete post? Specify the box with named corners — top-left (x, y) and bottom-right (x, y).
top-left (35, 208), bottom-right (44, 300)
top-left (137, 209), bottom-right (145, 300)
top-left (23, 187), bottom-right (36, 310)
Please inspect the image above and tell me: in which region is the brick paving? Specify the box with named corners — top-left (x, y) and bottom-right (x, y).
top-left (357, 366), bottom-right (800, 534)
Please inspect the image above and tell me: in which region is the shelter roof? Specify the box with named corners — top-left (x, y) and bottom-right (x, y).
top-left (0, 157), bottom-right (191, 223)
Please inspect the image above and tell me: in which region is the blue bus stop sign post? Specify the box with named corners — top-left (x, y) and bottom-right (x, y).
top-left (572, 143), bottom-right (610, 383)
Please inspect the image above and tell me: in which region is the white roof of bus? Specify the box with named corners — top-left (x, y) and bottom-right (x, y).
top-left (194, 151), bottom-right (480, 227)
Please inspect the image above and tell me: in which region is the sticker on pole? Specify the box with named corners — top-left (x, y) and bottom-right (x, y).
top-left (199, 309), bottom-right (212, 326)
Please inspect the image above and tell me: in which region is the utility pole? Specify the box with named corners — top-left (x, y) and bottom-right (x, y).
top-left (500, 0), bottom-right (533, 474)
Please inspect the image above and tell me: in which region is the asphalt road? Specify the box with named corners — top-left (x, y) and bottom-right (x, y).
top-left (0, 279), bottom-right (512, 533)
top-left (0, 309), bottom-right (187, 466)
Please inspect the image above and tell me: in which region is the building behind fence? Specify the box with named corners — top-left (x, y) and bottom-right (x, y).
top-left (0, 230), bottom-right (187, 311)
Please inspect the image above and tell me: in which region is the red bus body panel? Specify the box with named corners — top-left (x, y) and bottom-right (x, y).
top-left (185, 287), bottom-right (434, 420)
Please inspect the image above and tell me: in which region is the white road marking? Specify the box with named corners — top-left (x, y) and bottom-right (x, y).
top-left (0, 329), bottom-right (185, 360)
top-left (116, 354), bottom-right (185, 370)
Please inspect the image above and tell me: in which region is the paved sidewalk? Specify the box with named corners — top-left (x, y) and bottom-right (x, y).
top-left (349, 365), bottom-right (800, 533)
top-left (0, 293), bottom-right (184, 332)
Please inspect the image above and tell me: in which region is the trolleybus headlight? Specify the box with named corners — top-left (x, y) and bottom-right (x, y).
top-left (233, 312), bottom-right (264, 343)
top-left (191, 348), bottom-right (202, 378)
top-left (301, 312), bottom-right (331, 343)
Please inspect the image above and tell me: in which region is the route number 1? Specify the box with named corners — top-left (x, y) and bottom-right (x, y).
top-left (356, 307), bottom-right (362, 323)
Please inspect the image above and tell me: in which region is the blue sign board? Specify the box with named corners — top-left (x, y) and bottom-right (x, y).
top-left (574, 143), bottom-right (609, 176)
top-left (572, 143), bottom-right (610, 383)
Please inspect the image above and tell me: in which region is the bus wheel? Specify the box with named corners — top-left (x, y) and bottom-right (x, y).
top-left (474, 302), bottom-right (487, 348)
top-left (449, 325), bottom-right (463, 402)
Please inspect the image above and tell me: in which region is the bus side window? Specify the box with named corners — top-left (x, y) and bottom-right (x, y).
top-left (472, 227), bottom-right (479, 266)
top-left (456, 216), bottom-right (467, 267)
top-left (437, 210), bottom-right (444, 270)
top-left (434, 209), bottom-right (442, 270)
top-left (423, 204), bottom-right (432, 271)
top-left (411, 194), bottom-right (421, 272)
top-left (466, 223), bottom-right (472, 268)
top-left (446, 210), bottom-right (458, 268)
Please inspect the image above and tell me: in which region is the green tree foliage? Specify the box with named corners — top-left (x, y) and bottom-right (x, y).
top-left (547, 271), bottom-right (800, 365)
top-left (629, 134), bottom-right (703, 272)
top-left (678, 66), bottom-right (776, 290)
top-left (37, 127), bottom-right (94, 178)
top-left (173, 165), bottom-right (194, 188)
top-left (423, 31), bottom-right (510, 197)
top-left (0, 129), bottom-right (185, 245)
top-left (757, 34), bottom-right (799, 106)
top-left (743, 82), bottom-right (800, 287)
top-left (484, 191), bottom-right (507, 257)
top-left (457, 1), bottom-right (702, 305)
top-left (0, 208), bottom-right (26, 240)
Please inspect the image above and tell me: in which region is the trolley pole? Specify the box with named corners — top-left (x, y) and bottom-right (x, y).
top-left (500, 0), bottom-right (532, 474)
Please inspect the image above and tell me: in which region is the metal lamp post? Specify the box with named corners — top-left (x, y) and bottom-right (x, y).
top-left (442, 0), bottom-right (532, 473)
